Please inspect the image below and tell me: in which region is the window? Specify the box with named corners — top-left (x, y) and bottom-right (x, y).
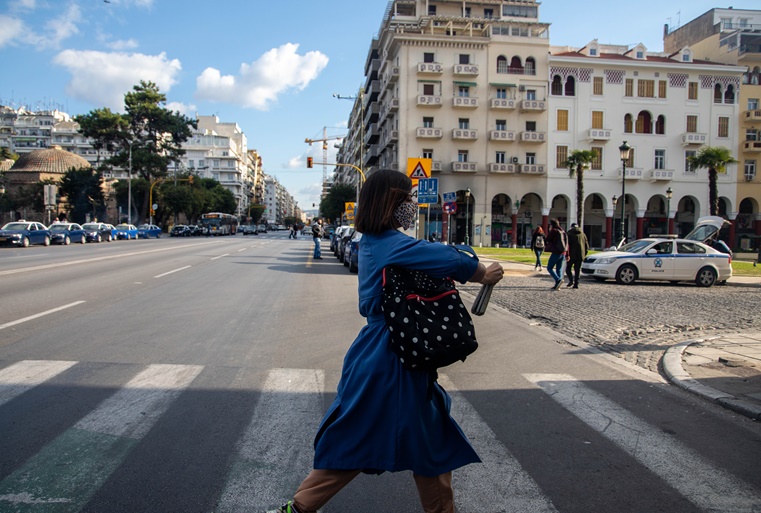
top-left (556, 145), bottom-right (568, 168)
top-left (685, 150), bottom-right (697, 173)
top-left (459, 54), bottom-right (470, 65)
top-left (496, 119), bottom-right (506, 131)
top-left (526, 89), bottom-right (536, 100)
top-left (655, 115), bottom-right (665, 135)
top-left (423, 52), bottom-right (434, 63)
top-left (677, 242), bottom-right (705, 255)
top-left (688, 82), bottom-right (698, 100)
top-left (658, 80), bottom-right (667, 98)
top-left (422, 149), bottom-right (433, 159)
top-left (682, 54), bottom-right (690, 62)
top-left (459, 118), bottom-right (470, 129)
top-left (720, 17), bottom-right (732, 29)
top-left (714, 84), bottom-right (723, 103)
top-left (496, 87), bottom-right (507, 99)
top-left (458, 150), bottom-right (469, 162)
top-left (526, 152), bottom-right (536, 165)
top-left (591, 147), bottom-right (603, 170)
top-left (496, 151), bottom-right (506, 164)
top-left (638, 79), bottom-right (655, 98)
top-left (423, 83), bottom-right (435, 95)
top-left (592, 111), bottom-right (604, 129)
top-left (458, 86), bottom-right (470, 97)
top-left (624, 113), bottom-right (633, 133)
top-left (636, 51), bottom-right (644, 59)
top-left (423, 116), bottom-right (434, 128)
top-left (635, 111), bottom-right (652, 134)
top-left (744, 160), bottom-right (756, 181)
top-left (428, 5), bottom-right (436, 15)
top-left (188, 159), bottom-right (195, 168)
top-left (464, 7), bottom-right (471, 17)
top-left (557, 109), bottom-right (569, 131)
top-left (749, 98), bottom-right (759, 110)
top-left (564, 76), bottom-right (576, 96)
top-left (724, 85), bottom-right (735, 104)
top-left (497, 56), bottom-right (508, 73)
top-left (593, 76), bottom-right (603, 95)
top-left (625, 148), bottom-right (635, 168)
top-left (718, 116), bottom-right (729, 138)
top-left (551, 76), bottom-right (563, 95)
top-left (484, 8), bottom-right (493, 18)
top-left (654, 149), bottom-right (665, 169)
top-left (625, 79), bottom-right (634, 97)
top-left (686, 115), bottom-right (698, 133)
top-left (747, 129), bottom-right (759, 141)
top-left (590, 48), bottom-right (598, 56)
top-left (525, 121), bottom-right (536, 131)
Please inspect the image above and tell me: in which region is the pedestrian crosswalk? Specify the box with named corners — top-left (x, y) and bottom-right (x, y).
top-left (0, 360), bottom-right (759, 512)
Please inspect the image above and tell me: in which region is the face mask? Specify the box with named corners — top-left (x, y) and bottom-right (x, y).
top-left (394, 201), bottom-right (417, 230)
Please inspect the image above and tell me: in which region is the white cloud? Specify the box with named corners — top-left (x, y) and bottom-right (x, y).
top-left (53, 50), bottom-right (182, 110)
top-left (287, 156), bottom-right (302, 169)
top-left (195, 43), bottom-right (329, 110)
top-left (106, 0), bottom-right (154, 7)
top-left (166, 101), bottom-right (197, 117)
top-left (9, 0), bottom-right (37, 11)
top-left (0, 15), bottom-right (24, 48)
top-left (11, 3), bottom-right (82, 50)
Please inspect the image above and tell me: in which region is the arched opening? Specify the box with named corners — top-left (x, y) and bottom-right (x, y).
top-left (736, 198), bottom-right (758, 250)
top-left (714, 84), bottom-right (723, 103)
top-left (454, 190), bottom-right (475, 245)
top-left (564, 76), bottom-right (576, 96)
top-left (624, 113), bottom-right (633, 133)
top-left (635, 111), bottom-right (653, 134)
top-left (551, 75), bottom-right (563, 96)
top-left (676, 197), bottom-right (698, 235)
top-left (582, 193), bottom-right (607, 248)
top-left (655, 115), bottom-right (665, 135)
top-left (496, 55), bottom-right (507, 74)
top-left (509, 56), bottom-right (523, 74)
top-left (525, 57), bottom-right (536, 75)
top-left (490, 194), bottom-right (510, 246)
top-left (724, 84), bottom-right (735, 104)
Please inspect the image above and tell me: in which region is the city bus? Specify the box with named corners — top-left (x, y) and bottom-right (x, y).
top-left (199, 212), bottom-right (238, 235)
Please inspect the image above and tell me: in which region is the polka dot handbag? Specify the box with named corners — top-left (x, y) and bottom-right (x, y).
top-left (381, 266), bottom-right (478, 372)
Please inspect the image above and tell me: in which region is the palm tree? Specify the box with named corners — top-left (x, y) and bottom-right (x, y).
top-left (688, 146), bottom-right (737, 216)
top-left (561, 149), bottom-right (598, 227)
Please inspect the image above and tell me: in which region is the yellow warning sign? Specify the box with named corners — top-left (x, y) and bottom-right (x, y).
top-left (345, 202), bottom-right (355, 220)
top-left (407, 158), bottom-right (431, 185)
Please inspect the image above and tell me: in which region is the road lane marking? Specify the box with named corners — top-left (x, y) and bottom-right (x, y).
top-left (237, 248), bottom-right (247, 252)
top-left (211, 253), bottom-right (230, 260)
top-left (439, 375), bottom-right (558, 513)
top-left (0, 360), bottom-right (78, 407)
top-left (0, 364), bottom-right (203, 510)
top-left (215, 368), bottom-right (324, 512)
top-left (154, 265), bottom-right (191, 278)
top-left (0, 301), bottom-right (86, 331)
top-left (525, 373), bottom-right (761, 512)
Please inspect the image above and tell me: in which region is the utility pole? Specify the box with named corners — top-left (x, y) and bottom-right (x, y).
top-left (304, 129), bottom-right (345, 195)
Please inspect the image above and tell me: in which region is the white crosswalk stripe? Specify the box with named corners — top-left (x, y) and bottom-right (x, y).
top-left (524, 373), bottom-right (761, 512)
top-left (0, 360), bottom-right (77, 407)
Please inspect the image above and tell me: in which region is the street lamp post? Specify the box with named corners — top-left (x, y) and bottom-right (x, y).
top-left (465, 188), bottom-right (471, 245)
top-left (618, 141), bottom-right (631, 247)
top-left (127, 142), bottom-right (133, 225)
top-left (666, 187), bottom-right (673, 235)
top-left (611, 195), bottom-right (618, 247)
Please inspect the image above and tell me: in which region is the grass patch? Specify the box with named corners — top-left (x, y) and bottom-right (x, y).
top-left (473, 247), bottom-right (761, 277)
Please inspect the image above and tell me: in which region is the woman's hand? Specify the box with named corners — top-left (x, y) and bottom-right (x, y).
top-left (479, 262), bottom-right (504, 285)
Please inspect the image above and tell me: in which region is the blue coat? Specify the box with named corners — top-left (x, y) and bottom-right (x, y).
top-left (313, 229), bottom-right (481, 477)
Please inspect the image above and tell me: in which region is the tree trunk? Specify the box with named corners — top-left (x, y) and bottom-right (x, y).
top-left (709, 168), bottom-right (718, 216)
top-left (576, 165), bottom-right (584, 227)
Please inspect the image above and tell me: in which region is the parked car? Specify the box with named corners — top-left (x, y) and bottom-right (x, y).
top-left (170, 225), bottom-right (191, 237)
top-left (331, 226), bottom-right (351, 254)
top-left (242, 225), bottom-right (258, 235)
top-left (581, 237), bottom-right (732, 287)
top-left (113, 223), bottom-right (138, 240)
top-left (48, 222), bottom-right (87, 245)
top-left (82, 222), bottom-right (113, 242)
top-left (0, 221), bottom-right (51, 247)
top-left (188, 225), bottom-right (204, 236)
top-left (344, 231), bottom-right (362, 273)
top-left (137, 224), bottom-right (162, 238)
top-left (336, 227), bottom-right (355, 262)
top-left (257, 224), bottom-right (267, 233)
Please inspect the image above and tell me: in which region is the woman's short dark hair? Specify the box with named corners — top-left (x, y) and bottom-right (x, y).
top-left (355, 169), bottom-right (412, 234)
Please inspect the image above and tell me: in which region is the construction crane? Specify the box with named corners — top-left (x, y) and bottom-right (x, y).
top-left (305, 127), bottom-right (344, 186)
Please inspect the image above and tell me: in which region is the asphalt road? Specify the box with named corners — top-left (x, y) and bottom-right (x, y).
top-left (0, 233), bottom-right (760, 512)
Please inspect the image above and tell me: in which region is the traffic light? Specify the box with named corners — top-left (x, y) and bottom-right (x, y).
top-left (307, 157), bottom-right (313, 168)
top-left (188, 175), bottom-right (194, 184)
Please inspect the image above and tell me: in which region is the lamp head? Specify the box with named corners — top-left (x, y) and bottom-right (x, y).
top-left (619, 141), bottom-right (631, 161)
top-left (612, 195), bottom-right (618, 208)
top-left (666, 187), bottom-right (673, 199)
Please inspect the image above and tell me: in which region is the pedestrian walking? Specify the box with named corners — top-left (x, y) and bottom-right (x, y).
top-left (565, 223), bottom-right (589, 289)
top-left (311, 219), bottom-right (324, 259)
top-left (266, 169), bottom-right (504, 513)
top-left (545, 218), bottom-right (568, 291)
top-left (530, 226), bottom-right (546, 271)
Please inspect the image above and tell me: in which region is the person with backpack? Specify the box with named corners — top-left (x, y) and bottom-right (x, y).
top-left (530, 226), bottom-right (546, 271)
top-left (545, 218), bottom-right (568, 291)
top-left (565, 223), bottom-right (589, 289)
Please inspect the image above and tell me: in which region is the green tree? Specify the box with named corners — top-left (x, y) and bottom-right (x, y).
top-left (0, 147), bottom-right (19, 161)
top-left (561, 149), bottom-right (598, 228)
top-left (320, 183), bottom-right (357, 223)
top-left (688, 146), bottom-right (738, 216)
top-left (247, 204), bottom-right (266, 225)
top-left (75, 80), bottom-right (197, 223)
top-left (58, 167), bottom-right (105, 224)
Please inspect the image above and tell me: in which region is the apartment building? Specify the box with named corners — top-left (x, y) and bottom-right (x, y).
top-left (264, 175), bottom-right (296, 225)
top-left (664, 7), bottom-right (761, 249)
top-left (549, 40), bottom-right (744, 248)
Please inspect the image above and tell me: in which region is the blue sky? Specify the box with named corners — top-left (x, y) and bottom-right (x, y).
top-left (0, 0), bottom-right (732, 209)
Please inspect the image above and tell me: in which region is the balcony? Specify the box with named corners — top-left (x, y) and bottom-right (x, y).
top-left (649, 169), bottom-right (674, 181)
top-left (451, 161), bottom-right (478, 172)
top-left (453, 64), bottom-right (479, 75)
top-left (452, 129), bottom-right (478, 140)
top-left (681, 133), bottom-right (707, 146)
top-left (416, 127), bottom-right (443, 139)
top-left (744, 109), bottom-right (761, 123)
top-left (520, 100), bottom-right (546, 111)
top-left (744, 140), bottom-right (761, 152)
top-left (489, 98), bottom-right (516, 109)
top-left (417, 62), bottom-right (443, 74)
top-left (519, 131), bottom-right (546, 143)
top-left (587, 128), bottom-right (612, 141)
top-left (388, 97), bottom-right (399, 111)
top-left (489, 163), bottom-right (517, 173)
top-left (384, 65), bottom-right (400, 83)
top-left (489, 130), bottom-right (516, 142)
top-left (517, 164), bottom-right (546, 174)
top-left (452, 97), bottom-right (479, 108)
top-left (417, 95), bottom-right (443, 107)
top-left (619, 167), bottom-right (644, 180)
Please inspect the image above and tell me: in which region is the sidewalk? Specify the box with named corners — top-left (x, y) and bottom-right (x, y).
top-left (488, 258), bottom-right (761, 421)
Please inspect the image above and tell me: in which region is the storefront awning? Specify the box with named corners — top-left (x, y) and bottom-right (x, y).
top-left (454, 81), bottom-right (478, 87)
top-left (489, 82), bottom-right (517, 87)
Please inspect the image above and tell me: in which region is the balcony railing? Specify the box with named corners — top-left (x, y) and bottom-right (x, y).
top-left (519, 131), bottom-right (546, 143)
top-left (452, 129), bottom-right (478, 140)
top-left (587, 128), bottom-right (612, 141)
top-left (453, 64), bottom-right (479, 75)
top-left (418, 62), bottom-right (443, 74)
top-left (453, 97), bottom-right (479, 108)
top-left (489, 163), bottom-right (517, 173)
top-left (619, 167), bottom-right (644, 180)
top-left (489, 130), bottom-right (516, 141)
top-left (744, 141), bottom-right (761, 152)
top-left (496, 66), bottom-right (537, 75)
top-left (417, 95), bottom-right (443, 107)
top-left (517, 164), bottom-right (546, 174)
top-left (744, 110), bottom-right (761, 123)
top-left (649, 169), bottom-right (674, 181)
top-left (489, 98), bottom-right (516, 109)
top-left (451, 161), bottom-right (478, 172)
top-left (520, 100), bottom-right (546, 111)
top-left (681, 133), bottom-right (707, 146)
top-left (416, 127), bottom-right (443, 138)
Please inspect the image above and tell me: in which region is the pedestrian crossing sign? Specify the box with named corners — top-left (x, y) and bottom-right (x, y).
top-left (407, 158), bottom-right (431, 185)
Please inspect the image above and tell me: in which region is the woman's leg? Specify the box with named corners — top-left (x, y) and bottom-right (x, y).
top-left (292, 469), bottom-right (361, 513)
top-left (413, 472), bottom-right (455, 513)
top-left (534, 249), bottom-right (542, 268)
top-left (547, 253), bottom-right (561, 281)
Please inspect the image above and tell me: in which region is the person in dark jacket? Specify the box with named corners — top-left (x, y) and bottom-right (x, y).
top-left (546, 219), bottom-right (568, 291)
top-left (565, 223), bottom-right (589, 289)
top-left (530, 226), bottom-right (545, 271)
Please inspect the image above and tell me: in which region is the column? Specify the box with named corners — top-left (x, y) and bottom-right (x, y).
top-left (511, 212), bottom-right (518, 248)
top-left (605, 213), bottom-right (613, 248)
top-left (728, 213), bottom-right (737, 250)
top-left (636, 209), bottom-right (646, 240)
